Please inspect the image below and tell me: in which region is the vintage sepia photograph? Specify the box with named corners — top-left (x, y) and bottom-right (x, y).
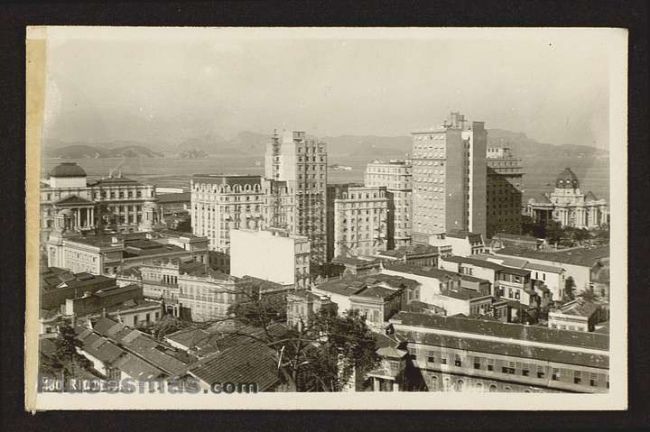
top-left (24, 26), bottom-right (628, 410)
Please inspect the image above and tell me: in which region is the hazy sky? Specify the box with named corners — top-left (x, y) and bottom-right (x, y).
top-left (42, 27), bottom-right (615, 149)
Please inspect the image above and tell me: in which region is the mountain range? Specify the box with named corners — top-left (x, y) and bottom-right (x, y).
top-left (44, 129), bottom-right (608, 160)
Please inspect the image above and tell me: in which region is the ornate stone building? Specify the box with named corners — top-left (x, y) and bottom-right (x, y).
top-left (40, 162), bottom-right (159, 242)
top-left (526, 168), bottom-right (608, 229)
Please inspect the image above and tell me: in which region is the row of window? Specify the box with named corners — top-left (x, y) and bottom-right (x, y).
top-left (410, 350), bottom-right (607, 388)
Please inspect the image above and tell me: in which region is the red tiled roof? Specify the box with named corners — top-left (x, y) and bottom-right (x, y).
top-left (189, 340), bottom-right (280, 391)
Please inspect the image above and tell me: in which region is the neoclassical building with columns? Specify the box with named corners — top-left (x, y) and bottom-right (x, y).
top-left (40, 162), bottom-right (159, 242)
top-left (526, 168), bottom-right (608, 229)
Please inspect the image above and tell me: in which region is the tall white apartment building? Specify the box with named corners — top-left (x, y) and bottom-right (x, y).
top-left (265, 130), bottom-right (328, 269)
top-left (364, 159), bottom-right (412, 249)
top-left (230, 228), bottom-right (311, 289)
top-left (411, 112), bottom-right (487, 243)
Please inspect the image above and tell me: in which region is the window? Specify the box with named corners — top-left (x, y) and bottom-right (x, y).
top-left (574, 371), bottom-right (581, 384)
top-left (486, 359), bottom-right (494, 371)
top-left (474, 358), bottom-right (481, 369)
top-left (590, 373), bottom-right (597, 387)
top-left (454, 355), bottom-right (462, 367)
top-left (440, 357), bottom-right (447, 365)
top-left (427, 356), bottom-right (435, 364)
top-left (537, 366), bottom-right (545, 379)
top-left (552, 368), bottom-right (560, 381)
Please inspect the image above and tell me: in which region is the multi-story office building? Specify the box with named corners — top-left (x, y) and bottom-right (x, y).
top-left (411, 112), bottom-right (487, 243)
top-left (230, 228), bottom-right (311, 289)
top-left (40, 163), bottom-right (159, 241)
top-left (486, 147), bottom-right (524, 238)
top-left (327, 184), bottom-right (389, 259)
top-left (364, 160), bottom-right (412, 249)
top-left (190, 174), bottom-right (265, 253)
top-left (389, 312), bottom-right (609, 393)
top-left (265, 130), bottom-right (328, 269)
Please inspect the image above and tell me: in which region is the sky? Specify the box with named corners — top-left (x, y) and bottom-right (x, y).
top-left (41, 27), bottom-right (617, 149)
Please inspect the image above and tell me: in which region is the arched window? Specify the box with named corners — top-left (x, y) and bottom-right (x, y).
top-left (489, 384), bottom-right (498, 392)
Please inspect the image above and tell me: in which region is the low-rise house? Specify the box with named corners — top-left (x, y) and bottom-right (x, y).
top-left (367, 345), bottom-right (408, 392)
top-left (376, 244), bottom-right (440, 267)
top-left (41, 267), bottom-right (115, 310)
top-left (429, 230), bottom-right (487, 257)
top-left (548, 299), bottom-right (602, 332)
top-left (286, 290), bottom-right (337, 329)
top-left (349, 285), bottom-right (404, 331)
top-left (490, 233), bottom-right (543, 251)
top-left (90, 317), bottom-right (193, 378)
top-left (472, 254), bottom-right (566, 302)
top-left (312, 273), bottom-right (420, 311)
top-left (63, 284), bottom-right (163, 330)
top-left (494, 245), bottom-right (609, 295)
top-left (440, 255), bottom-right (537, 307)
top-left (331, 256), bottom-right (383, 276)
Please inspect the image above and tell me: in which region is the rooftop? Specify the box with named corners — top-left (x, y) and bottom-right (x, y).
top-left (446, 230), bottom-right (483, 244)
top-left (87, 176), bottom-right (142, 186)
top-left (439, 288), bottom-right (487, 301)
top-left (332, 256), bottom-right (381, 267)
top-left (553, 299), bottom-right (600, 318)
top-left (384, 263), bottom-right (459, 281)
top-left (496, 246), bottom-right (609, 267)
top-left (378, 243), bottom-right (439, 258)
top-left (192, 174), bottom-right (262, 187)
top-left (189, 340), bottom-right (280, 390)
top-left (315, 273), bottom-right (419, 297)
top-left (443, 255), bottom-right (531, 277)
top-left (49, 162), bottom-right (87, 178)
top-left (492, 233), bottom-right (540, 243)
top-left (352, 285), bottom-right (400, 300)
top-left (54, 195), bottom-right (93, 206)
top-left (391, 312), bottom-right (609, 351)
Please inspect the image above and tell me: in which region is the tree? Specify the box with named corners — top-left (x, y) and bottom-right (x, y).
top-left (564, 277), bottom-right (576, 301)
top-left (578, 286), bottom-right (597, 302)
top-left (223, 281), bottom-right (379, 392)
top-left (545, 220), bottom-right (564, 244)
top-left (152, 316), bottom-right (190, 340)
top-left (277, 309), bottom-right (380, 392)
top-left (53, 323), bottom-right (91, 379)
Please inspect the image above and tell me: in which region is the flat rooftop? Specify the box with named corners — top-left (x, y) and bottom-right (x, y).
top-left (496, 246), bottom-right (609, 267)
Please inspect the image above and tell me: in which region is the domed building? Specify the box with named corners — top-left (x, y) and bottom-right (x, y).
top-left (41, 162), bottom-right (158, 241)
top-left (526, 168), bottom-right (608, 229)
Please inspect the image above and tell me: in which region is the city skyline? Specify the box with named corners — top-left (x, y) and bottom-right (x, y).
top-left (43, 27), bottom-right (611, 150)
